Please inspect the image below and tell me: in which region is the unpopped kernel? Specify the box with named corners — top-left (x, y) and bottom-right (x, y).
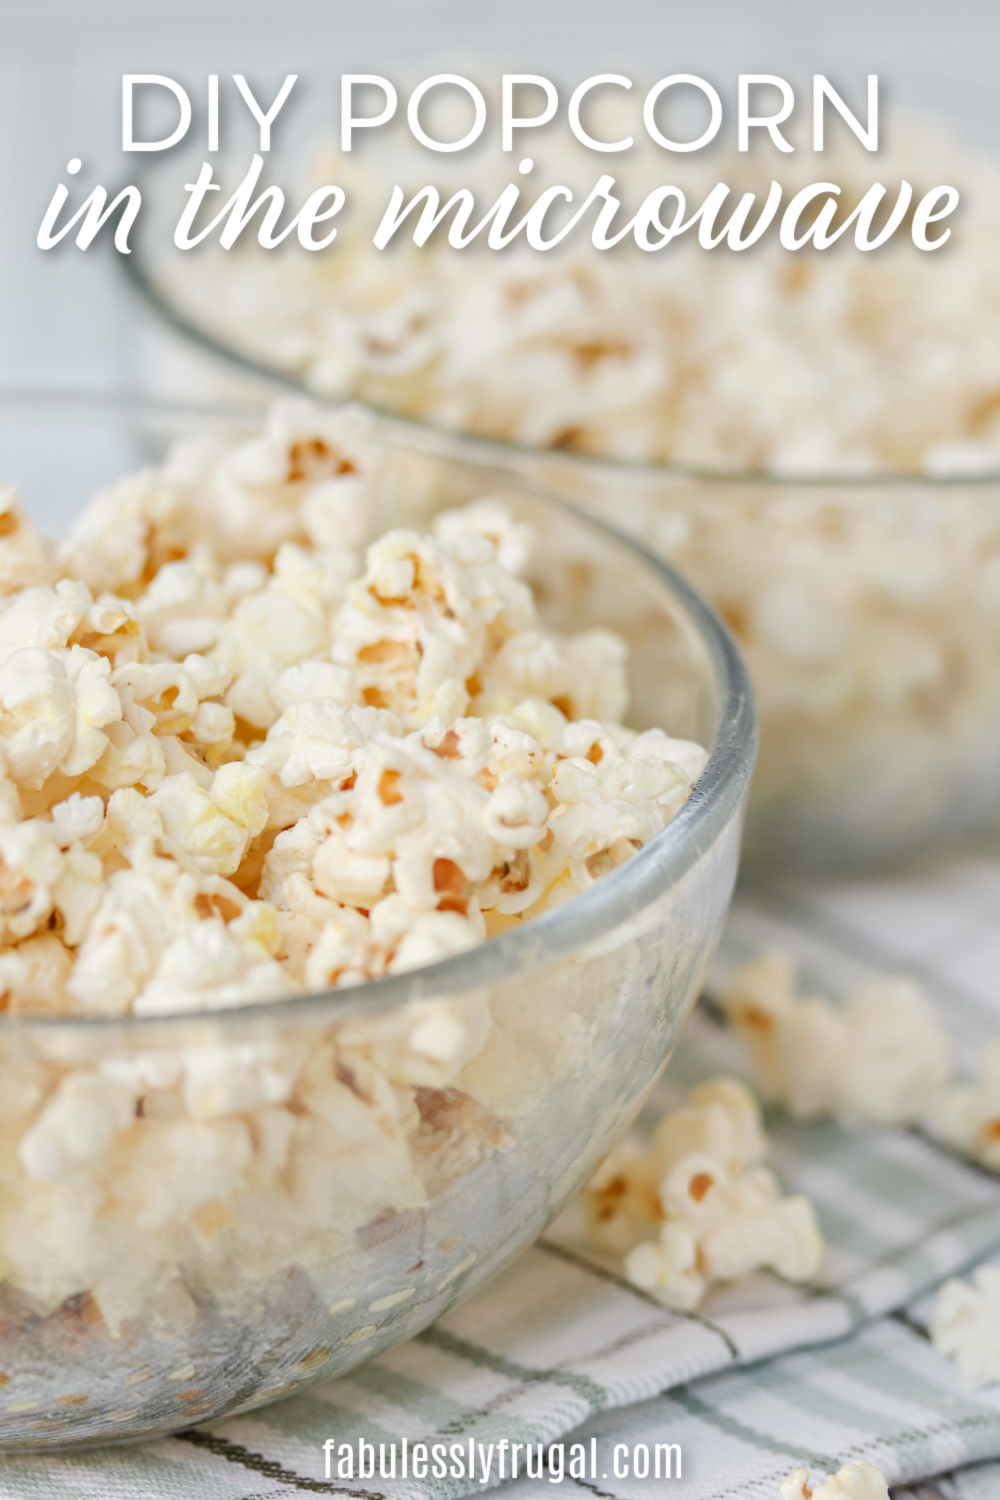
top-left (584, 1078), bottom-right (823, 1310)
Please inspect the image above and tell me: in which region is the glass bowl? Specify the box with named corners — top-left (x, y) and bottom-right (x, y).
top-left (124, 230), bottom-right (1000, 873)
top-left (506, 454), bottom-right (1000, 871)
top-left (0, 391), bottom-right (754, 1448)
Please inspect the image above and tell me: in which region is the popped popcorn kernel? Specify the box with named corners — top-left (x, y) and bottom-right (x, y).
top-left (0, 485), bottom-right (50, 595)
top-left (722, 950), bottom-right (952, 1126)
top-left (931, 1262), bottom-right (1000, 1387)
top-left (928, 1039), bottom-right (1000, 1170)
top-left (780, 1460), bottom-right (889, 1500)
top-left (587, 1077), bottom-right (823, 1309)
top-left (19, 1073), bottom-right (134, 1182)
top-left (0, 646), bottom-right (121, 789)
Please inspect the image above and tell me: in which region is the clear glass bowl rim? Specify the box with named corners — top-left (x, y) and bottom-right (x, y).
top-left (0, 386), bottom-right (756, 1036)
top-left (123, 244), bottom-right (1000, 488)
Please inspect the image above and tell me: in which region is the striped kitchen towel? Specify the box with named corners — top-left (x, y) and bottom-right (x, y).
top-left (4, 847), bottom-right (1000, 1499)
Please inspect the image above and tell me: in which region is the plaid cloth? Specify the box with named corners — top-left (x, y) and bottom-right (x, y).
top-left (5, 850), bottom-right (1000, 1499)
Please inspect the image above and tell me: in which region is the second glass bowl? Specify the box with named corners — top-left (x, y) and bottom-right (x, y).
top-left (518, 453), bottom-right (1000, 870)
top-left (125, 230), bottom-right (1000, 871)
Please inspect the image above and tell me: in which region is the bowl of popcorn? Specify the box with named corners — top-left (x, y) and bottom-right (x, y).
top-left (129, 116), bottom-right (1000, 868)
top-left (0, 392), bottom-right (753, 1446)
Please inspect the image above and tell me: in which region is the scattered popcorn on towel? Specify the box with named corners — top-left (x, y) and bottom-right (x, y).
top-left (780, 1459), bottom-right (889, 1500)
top-left (927, 1041), bottom-right (1000, 1171)
top-left (931, 1263), bottom-right (1000, 1388)
top-left (584, 1078), bottom-right (823, 1310)
top-left (721, 950), bottom-right (952, 1127)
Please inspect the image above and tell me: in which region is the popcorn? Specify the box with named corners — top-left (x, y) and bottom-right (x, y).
top-left (132, 916), bottom-right (290, 1015)
top-left (135, 556), bottom-right (243, 658)
top-left (780, 1459), bottom-right (889, 1500)
top-left (150, 764), bottom-right (269, 877)
top-left (73, 595), bottom-right (144, 667)
top-left (0, 579), bottom-right (93, 660)
top-left (0, 934), bottom-right (72, 1015)
top-left (114, 1117), bottom-right (254, 1231)
top-left (269, 659), bottom-right (353, 712)
top-left (433, 496), bottom-right (532, 575)
top-left (190, 699), bottom-right (236, 745)
top-left (0, 485), bottom-right (51, 595)
top-left (930, 1263), bottom-right (1000, 1387)
top-left (17, 412), bottom-right (696, 980)
top-left (0, 646), bottom-right (121, 788)
top-left (482, 780), bottom-right (549, 847)
top-left (90, 719), bottom-right (166, 793)
top-left (247, 699), bottom-right (363, 792)
top-left (68, 861), bottom-right (202, 1015)
top-left (178, 1039), bottom-right (304, 1119)
top-left (332, 523), bottom-right (537, 727)
top-left (58, 468), bottom-right (184, 596)
top-left (60, 400), bottom-right (375, 593)
top-left (927, 1040), bottom-right (1000, 1170)
top-left (0, 820), bottom-right (65, 940)
top-left (19, 1072), bottom-right (135, 1182)
top-left (586, 1078), bottom-right (824, 1310)
top-left (0, 399), bottom-right (709, 1350)
top-left (625, 1221), bottom-right (704, 1310)
top-left (50, 791), bottom-right (104, 846)
top-left (722, 950), bottom-right (952, 1126)
top-left (182, 400), bottom-right (375, 567)
top-left (389, 909), bottom-right (481, 974)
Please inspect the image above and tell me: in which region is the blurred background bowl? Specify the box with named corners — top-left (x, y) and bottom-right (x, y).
top-left (124, 220), bottom-right (1000, 872)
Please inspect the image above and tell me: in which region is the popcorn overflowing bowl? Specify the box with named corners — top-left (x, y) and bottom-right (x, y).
top-left (0, 392), bottom-right (753, 1447)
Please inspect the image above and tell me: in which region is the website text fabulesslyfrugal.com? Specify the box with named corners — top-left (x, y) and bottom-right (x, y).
top-left (322, 1436), bottom-right (682, 1483)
